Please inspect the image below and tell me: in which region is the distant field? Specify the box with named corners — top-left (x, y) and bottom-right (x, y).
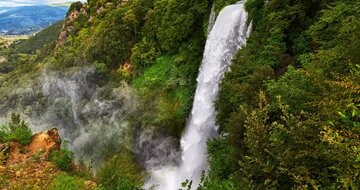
top-left (0, 35), bottom-right (28, 40)
top-left (0, 35), bottom-right (28, 56)
top-left (0, 35), bottom-right (28, 45)
top-left (50, 3), bottom-right (72, 7)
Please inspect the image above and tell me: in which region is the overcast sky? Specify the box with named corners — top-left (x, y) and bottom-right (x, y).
top-left (0, 0), bottom-right (77, 7)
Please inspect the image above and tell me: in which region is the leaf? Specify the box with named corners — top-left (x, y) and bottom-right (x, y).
top-left (264, 179), bottom-right (271, 185)
top-left (181, 179), bottom-right (189, 187)
top-left (352, 109), bottom-right (358, 117)
top-left (338, 111), bottom-right (347, 119)
top-left (328, 120), bottom-right (335, 126)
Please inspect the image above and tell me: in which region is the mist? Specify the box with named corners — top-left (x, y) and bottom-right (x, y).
top-left (0, 66), bottom-right (138, 167)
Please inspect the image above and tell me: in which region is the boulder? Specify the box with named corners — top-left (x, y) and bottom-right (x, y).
top-left (26, 128), bottom-right (61, 158)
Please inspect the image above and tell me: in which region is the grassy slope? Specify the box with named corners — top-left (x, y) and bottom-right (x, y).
top-left (14, 20), bottom-right (64, 54)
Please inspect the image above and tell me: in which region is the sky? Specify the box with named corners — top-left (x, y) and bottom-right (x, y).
top-left (0, 0), bottom-right (77, 7)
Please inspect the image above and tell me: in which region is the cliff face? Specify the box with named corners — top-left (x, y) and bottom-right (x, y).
top-left (58, 2), bottom-right (88, 45)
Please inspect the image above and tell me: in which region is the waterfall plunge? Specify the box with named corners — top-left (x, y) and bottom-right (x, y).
top-left (145, 2), bottom-right (252, 189)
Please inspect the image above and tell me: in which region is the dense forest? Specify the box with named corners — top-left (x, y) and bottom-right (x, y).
top-left (0, 0), bottom-right (359, 189)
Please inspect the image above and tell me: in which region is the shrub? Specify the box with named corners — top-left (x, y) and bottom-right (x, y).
top-left (49, 141), bottom-right (74, 172)
top-left (96, 149), bottom-right (144, 190)
top-left (0, 126), bottom-right (7, 143)
top-left (0, 113), bottom-right (32, 146)
top-left (49, 173), bottom-right (86, 190)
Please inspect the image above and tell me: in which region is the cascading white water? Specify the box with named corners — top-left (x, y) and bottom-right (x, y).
top-left (144, 2), bottom-right (252, 189)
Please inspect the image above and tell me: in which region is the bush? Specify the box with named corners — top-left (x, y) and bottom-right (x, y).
top-left (49, 141), bottom-right (74, 172)
top-left (0, 126), bottom-right (7, 143)
top-left (0, 113), bottom-right (32, 146)
top-left (49, 173), bottom-right (86, 190)
top-left (96, 149), bottom-right (144, 190)
top-left (215, 0), bottom-right (238, 13)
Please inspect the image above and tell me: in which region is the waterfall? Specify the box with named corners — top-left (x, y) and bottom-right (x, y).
top-left (144, 2), bottom-right (252, 189)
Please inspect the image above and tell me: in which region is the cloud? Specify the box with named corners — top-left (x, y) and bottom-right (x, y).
top-left (0, 0), bottom-right (76, 7)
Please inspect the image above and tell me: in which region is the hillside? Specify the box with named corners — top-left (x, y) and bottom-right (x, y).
top-left (14, 20), bottom-right (65, 54)
top-left (0, 7), bottom-right (16, 14)
top-left (0, 0), bottom-right (359, 189)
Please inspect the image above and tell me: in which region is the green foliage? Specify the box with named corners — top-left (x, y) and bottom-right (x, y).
top-left (67, 1), bottom-right (83, 16)
top-left (49, 141), bottom-right (74, 172)
top-left (1, 0), bottom-right (359, 189)
top-left (0, 113), bottom-right (32, 146)
top-left (211, 0), bottom-right (360, 189)
top-left (133, 56), bottom-right (197, 136)
top-left (215, 0), bottom-right (238, 14)
top-left (245, 0), bottom-right (264, 23)
top-left (96, 149), bottom-right (144, 190)
top-left (266, 66), bottom-right (319, 113)
top-left (153, 0), bottom-right (208, 52)
top-left (207, 138), bottom-right (238, 181)
top-left (49, 173), bottom-right (86, 190)
top-left (18, 0), bottom-right (210, 141)
top-left (130, 37), bottom-right (158, 67)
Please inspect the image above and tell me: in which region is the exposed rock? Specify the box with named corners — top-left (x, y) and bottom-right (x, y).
top-left (96, 6), bottom-right (105, 14)
top-left (119, 0), bottom-right (129, 7)
top-left (0, 56), bottom-right (6, 63)
top-left (8, 128), bottom-right (61, 164)
top-left (58, 30), bottom-right (68, 43)
top-left (57, 2), bottom-right (88, 46)
top-left (0, 129), bottom-right (63, 189)
top-left (84, 180), bottom-right (97, 189)
top-left (119, 62), bottom-right (133, 75)
top-left (68, 10), bottom-right (80, 21)
top-left (27, 128), bottom-right (61, 157)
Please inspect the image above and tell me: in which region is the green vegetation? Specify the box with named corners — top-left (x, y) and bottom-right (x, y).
top-left (208, 0), bottom-right (360, 189)
top-left (0, 35), bottom-right (28, 56)
top-left (133, 56), bottom-right (198, 136)
top-left (214, 0), bottom-right (238, 13)
top-left (49, 173), bottom-right (87, 190)
top-left (0, 113), bottom-right (32, 146)
top-left (14, 20), bottom-right (65, 54)
top-left (1, 0), bottom-right (360, 189)
top-left (49, 141), bottom-right (75, 172)
top-left (96, 149), bottom-right (144, 190)
top-left (40, 0), bottom-right (212, 139)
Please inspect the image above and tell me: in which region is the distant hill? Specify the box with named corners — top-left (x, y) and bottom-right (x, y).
top-left (14, 19), bottom-right (64, 54)
top-left (0, 5), bottom-right (68, 35)
top-left (0, 7), bottom-right (15, 14)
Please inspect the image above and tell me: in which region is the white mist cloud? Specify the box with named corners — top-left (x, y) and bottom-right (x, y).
top-left (0, 0), bottom-right (78, 7)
